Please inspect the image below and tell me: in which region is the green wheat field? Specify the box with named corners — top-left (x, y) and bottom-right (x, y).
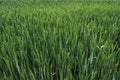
top-left (0, 0), bottom-right (120, 80)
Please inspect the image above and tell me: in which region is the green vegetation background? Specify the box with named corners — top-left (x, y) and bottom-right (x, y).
top-left (0, 0), bottom-right (120, 80)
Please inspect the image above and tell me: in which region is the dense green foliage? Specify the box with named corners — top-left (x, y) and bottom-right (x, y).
top-left (0, 0), bottom-right (120, 80)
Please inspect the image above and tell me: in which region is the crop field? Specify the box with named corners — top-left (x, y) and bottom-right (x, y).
top-left (0, 0), bottom-right (120, 80)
